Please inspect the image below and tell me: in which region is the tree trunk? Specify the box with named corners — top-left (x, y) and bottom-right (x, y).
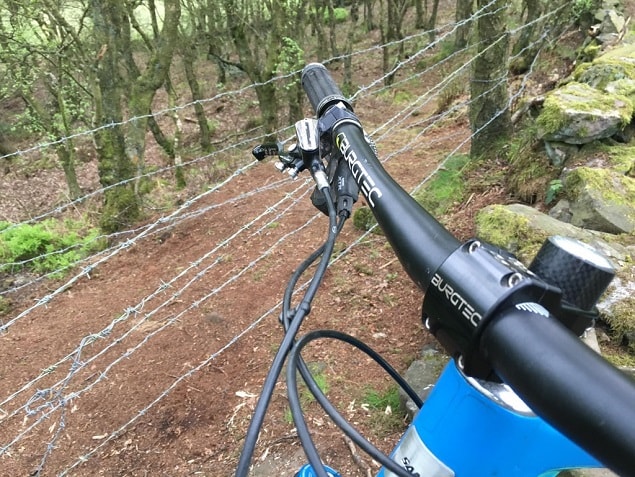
top-left (380, 0), bottom-right (410, 85)
top-left (309, 4), bottom-right (328, 61)
top-left (56, 143), bottom-right (82, 200)
top-left (343, 2), bottom-right (359, 95)
top-left (414, 0), bottom-right (426, 29)
top-left (455, 0), bottom-right (474, 49)
top-left (364, 0), bottom-right (375, 31)
top-left (182, 46), bottom-right (211, 152)
top-left (469, 0), bottom-right (511, 158)
top-left (510, 0), bottom-right (543, 74)
top-left (124, 0), bottom-right (181, 193)
top-left (222, 0), bottom-right (306, 136)
top-left (426, 0), bottom-right (440, 41)
top-left (90, 0), bottom-right (139, 232)
top-left (326, 0), bottom-right (339, 58)
top-left (166, 79), bottom-right (186, 189)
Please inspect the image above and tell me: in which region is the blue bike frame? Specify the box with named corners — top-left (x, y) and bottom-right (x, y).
top-left (298, 360), bottom-right (600, 477)
top-left (392, 359), bottom-right (599, 476)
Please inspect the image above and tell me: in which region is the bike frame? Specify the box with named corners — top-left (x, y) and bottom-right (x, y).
top-left (377, 361), bottom-right (600, 477)
top-left (295, 355), bottom-right (601, 477)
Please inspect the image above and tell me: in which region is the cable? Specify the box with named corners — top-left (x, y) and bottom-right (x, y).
top-left (287, 329), bottom-right (424, 477)
top-left (234, 187), bottom-right (341, 477)
top-left (282, 217), bottom-right (347, 329)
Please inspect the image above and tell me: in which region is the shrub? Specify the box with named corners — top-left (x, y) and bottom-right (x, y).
top-left (323, 7), bottom-right (349, 23)
top-left (0, 218), bottom-right (104, 276)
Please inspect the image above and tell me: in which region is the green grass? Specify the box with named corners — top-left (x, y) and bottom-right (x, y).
top-left (285, 367), bottom-right (330, 424)
top-left (363, 385), bottom-right (401, 411)
top-left (361, 385), bottom-right (405, 437)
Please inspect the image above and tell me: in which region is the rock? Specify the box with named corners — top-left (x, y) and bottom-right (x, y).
top-left (544, 141), bottom-right (579, 167)
top-left (604, 77), bottom-right (635, 102)
top-left (549, 199), bottom-right (573, 223)
top-left (601, 9), bottom-right (626, 35)
top-left (597, 276), bottom-right (635, 349)
top-left (398, 346), bottom-right (447, 420)
top-left (476, 203), bottom-right (631, 263)
top-left (565, 167), bottom-right (635, 234)
top-left (537, 82), bottom-right (633, 144)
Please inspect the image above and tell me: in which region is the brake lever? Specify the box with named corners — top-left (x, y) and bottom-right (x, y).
top-left (251, 141), bottom-right (303, 178)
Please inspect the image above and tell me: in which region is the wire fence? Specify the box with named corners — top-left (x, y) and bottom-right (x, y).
top-left (0, 3), bottom-right (572, 475)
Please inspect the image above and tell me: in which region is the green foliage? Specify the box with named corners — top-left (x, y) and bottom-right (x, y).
top-left (285, 366), bottom-right (330, 422)
top-left (277, 37), bottom-right (305, 74)
top-left (418, 40), bottom-right (460, 70)
top-left (321, 7), bottom-right (349, 23)
top-left (301, 371), bottom-right (329, 404)
top-left (363, 385), bottom-right (401, 411)
top-left (0, 296), bottom-right (11, 315)
top-left (352, 206), bottom-right (380, 232)
top-left (362, 385), bottom-right (405, 437)
top-left (276, 37), bottom-right (305, 94)
top-left (545, 179), bottom-right (564, 205)
top-left (413, 154), bottom-right (470, 216)
top-left (572, 0), bottom-right (597, 21)
top-left (0, 218), bottom-right (104, 276)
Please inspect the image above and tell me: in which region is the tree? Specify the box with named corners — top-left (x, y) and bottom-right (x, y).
top-left (89, 0), bottom-right (181, 231)
top-left (510, 0), bottom-right (543, 74)
top-left (220, 0), bottom-right (307, 137)
top-left (378, 0), bottom-right (410, 85)
top-left (455, 0), bottom-right (475, 48)
top-left (469, 0), bottom-right (511, 157)
top-left (90, 0), bottom-right (139, 232)
top-left (122, 0), bottom-right (181, 192)
top-left (0, 0), bottom-right (92, 199)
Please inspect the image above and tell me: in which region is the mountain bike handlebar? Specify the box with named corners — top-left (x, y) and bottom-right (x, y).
top-left (301, 62), bottom-right (635, 477)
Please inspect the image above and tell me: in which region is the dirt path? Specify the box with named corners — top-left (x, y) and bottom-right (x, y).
top-left (0, 83), bottom-right (477, 476)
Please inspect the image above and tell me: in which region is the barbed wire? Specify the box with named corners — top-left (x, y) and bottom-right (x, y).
top-left (0, 4), bottom-right (576, 475)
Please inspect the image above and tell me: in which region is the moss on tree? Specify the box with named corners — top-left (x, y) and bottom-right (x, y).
top-left (100, 186), bottom-right (140, 233)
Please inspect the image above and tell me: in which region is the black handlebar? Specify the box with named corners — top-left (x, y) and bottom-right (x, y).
top-left (482, 305), bottom-right (635, 477)
top-left (301, 63), bottom-right (635, 477)
top-left (302, 63), bottom-right (353, 116)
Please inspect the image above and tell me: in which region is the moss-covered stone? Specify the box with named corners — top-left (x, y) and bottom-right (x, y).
top-left (605, 78), bottom-right (635, 104)
top-left (476, 203), bottom-right (632, 262)
top-left (475, 204), bottom-right (547, 262)
top-left (574, 42), bottom-right (635, 89)
top-left (604, 144), bottom-right (635, 174)
top-left (537, 82), bottom-right (633, 144)
top-left (564, 167), bottom-right (635, 233)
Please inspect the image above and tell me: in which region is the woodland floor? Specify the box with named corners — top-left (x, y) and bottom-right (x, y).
top-left (1, 11), bottom-right (631, 476)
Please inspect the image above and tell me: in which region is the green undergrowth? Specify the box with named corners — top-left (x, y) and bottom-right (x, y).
top-left (361, 385), bottom-right (405, 437)
top-left (352, 154), bottom-right (470, 233)
top-left (0, 218), bottom-right (105, 277)
top-left (413, 154), bottom-right (470, 217)
top-left (284, 365), bottom-right (330, 423)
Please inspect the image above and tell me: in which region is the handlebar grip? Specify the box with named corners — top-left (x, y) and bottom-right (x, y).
top-left (482, 304), bottom-right (635, 477)
top-left (301, 63), bottom-right (352, 116)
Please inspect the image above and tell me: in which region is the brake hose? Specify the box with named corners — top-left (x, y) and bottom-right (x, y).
top-left (234, 186), bottom-right (340, 477)
top-left (287, 329), bottom-right (424, 477)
